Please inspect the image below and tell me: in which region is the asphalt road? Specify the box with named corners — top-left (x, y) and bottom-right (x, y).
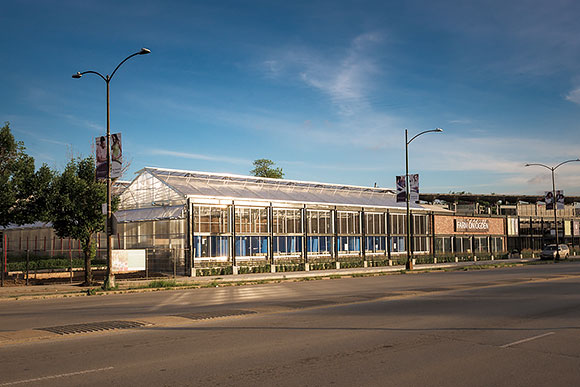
top-left (1, 262), bottom-right (579, 386)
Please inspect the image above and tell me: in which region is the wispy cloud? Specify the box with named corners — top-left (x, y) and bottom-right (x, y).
top-left (447, 119), bottom-right (472, 125)
top-left (565, 87), bottom-right (580, 104)
top-left (12, 126), bottom-right (72, 147)
top-left (263, 32), bottom-right (383, 116)
top-left (423, 135), bottom-right (580, 174)
top-left (281, 159), bottom-right (385, 172)
top-left (25, 86), bottom-right (103, 132)
top-left (149, 149), bottom-right (251, 165)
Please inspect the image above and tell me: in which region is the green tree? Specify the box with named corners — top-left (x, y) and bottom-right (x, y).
top-left (0, 122), bottom-right (53, 227)
top-left (50, 157), bottom-right (107, 285)
top-left (250, 159), bottom-right (284, 179)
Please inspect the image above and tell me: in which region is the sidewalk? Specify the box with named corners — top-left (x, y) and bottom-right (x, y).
top-left (0, 257), bottom-right (542, 301)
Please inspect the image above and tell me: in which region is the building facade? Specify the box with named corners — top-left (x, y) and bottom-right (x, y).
top-left (3, 167), bottom-right (579, 275)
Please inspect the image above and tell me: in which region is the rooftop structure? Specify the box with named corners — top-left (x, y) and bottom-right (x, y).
top-left (120, 167), bottom-right (429, 211)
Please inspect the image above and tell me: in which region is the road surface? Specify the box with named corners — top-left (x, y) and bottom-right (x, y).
top-left (1, 262), bottom-right (579, 386)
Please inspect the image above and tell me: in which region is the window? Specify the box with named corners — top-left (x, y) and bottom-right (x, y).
top-left (235, 207), bottom-right (268, 234)
top-left (307, 236), bottom-right (332, 253)
top-left (338, 236), bottom-right (360, 252)
top-left (389, 214), bottom-right (406, 235)
top-left (473, 237), bottom-right (489, 252)
top-left (194, 206), bottom-right (228, 234)
top-left (389, 236), bottom-right (406, 253)
top-left (235, 236), bottom-right (268, 257)
top-left (366, 236), bottom-right (386, 252)
top-left (435, 237), bottom-right (453, 253)
top-left (454, 237), bottom-right (472, 253)
top-left (273, 209), bottom-right (302, 234)
top-left (413, 215), bottom-right (430, 235)
top-left (307, 210), bottom-right (332, 234)
top-left (491, 237), bottom-right (503, 252)
top-left (194, 236), bottom-right (229, 258)
top-left (273, 236), bottom-right (302, 254)
top-left (413, 236), bottom-right (429, 252)
top-left (337, 212), bottom-right (360, 234)
top-left (365, 213), bottom-right (385, 235)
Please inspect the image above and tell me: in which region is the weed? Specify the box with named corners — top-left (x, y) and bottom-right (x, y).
top-left (143, 279), bottom-right (179, 289)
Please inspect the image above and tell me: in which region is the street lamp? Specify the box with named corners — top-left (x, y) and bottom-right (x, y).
top-left (525, 158), bottom-right (580, 260)
top-left (405, 128), bottom-right (443, 270)
top-left (72, 48), bottom-right (151, 288)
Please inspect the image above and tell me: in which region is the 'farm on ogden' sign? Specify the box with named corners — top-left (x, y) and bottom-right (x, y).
top-left (455, 218), bottom-right (490, 233)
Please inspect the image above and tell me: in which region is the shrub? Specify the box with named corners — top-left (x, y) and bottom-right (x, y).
top-left (145, 279), bottom-right (179, 288)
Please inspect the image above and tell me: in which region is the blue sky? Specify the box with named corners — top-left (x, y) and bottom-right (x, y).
top-left (2, 0), bottom-right (580, 195)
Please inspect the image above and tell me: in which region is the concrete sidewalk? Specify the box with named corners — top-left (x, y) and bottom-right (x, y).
top-left (0, 257), bottom-right (542, 301)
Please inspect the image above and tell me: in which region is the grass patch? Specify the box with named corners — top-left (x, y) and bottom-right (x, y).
top-left (87, 288), bottom-right (98, 295)
top-left (144, 279), bottom-right (180, 289)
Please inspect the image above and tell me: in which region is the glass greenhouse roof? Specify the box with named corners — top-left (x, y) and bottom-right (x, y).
top-left (137, 167), bottom-right (425, 210)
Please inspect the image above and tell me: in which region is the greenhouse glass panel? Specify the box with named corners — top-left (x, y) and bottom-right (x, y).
top-left (390, 236), bottom-right (406, 252)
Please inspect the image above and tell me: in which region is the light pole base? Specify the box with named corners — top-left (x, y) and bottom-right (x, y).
top-left (406, 260), bottom-right (414, 271)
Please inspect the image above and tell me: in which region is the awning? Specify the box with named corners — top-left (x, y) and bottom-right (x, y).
top-left (114, 205), bottom-right (184, 223)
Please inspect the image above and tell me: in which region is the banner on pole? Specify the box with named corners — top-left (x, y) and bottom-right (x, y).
top-left (409, 174), bottom-right (419, 203)
top-left (110, 133), bottom-right (122, 179)
top-left (545, 191), bottom-right (554, 210)
top-left (396, 175), bottom-right (405, 203)
top-left (95, 132), bottom-right (122, 180)
top-left (95, 136), bottom-right (107, 180)
top-left (396, 174), bottom-right (419, 203)
top-left (556, 190), bottom-right (565, 210)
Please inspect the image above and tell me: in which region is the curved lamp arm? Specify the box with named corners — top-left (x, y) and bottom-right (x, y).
top-left (525, 159), bottom-right (580, 171)
top-left (554, 158), bottom-right (580, 170)
top-left (110, 48), bottom-right (151, 80)
top-left (72, 70), bottom-right (107, 82)
top-left (407, 128), bottom-right (443, 145)
top-left (524, 162), bottom-right (552, 171)
top-left (72, 48), bottom-right (151, 82)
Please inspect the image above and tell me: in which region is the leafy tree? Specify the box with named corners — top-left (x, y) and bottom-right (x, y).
top-left (50, 157), bottom-right (107, 285)
top-left (0, 122), bottom-right (53, 227)
top-left (250, 159), bottom-right (284, 179)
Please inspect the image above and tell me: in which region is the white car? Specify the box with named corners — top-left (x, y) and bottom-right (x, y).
top-left (540, 244), bottom-right (570, 259)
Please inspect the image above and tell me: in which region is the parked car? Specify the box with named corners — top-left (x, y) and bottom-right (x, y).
top-left (540, 244), bottom-right (570, 259)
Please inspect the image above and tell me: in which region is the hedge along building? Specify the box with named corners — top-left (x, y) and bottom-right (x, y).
top-left (114, 167), bottom-right (442, 275)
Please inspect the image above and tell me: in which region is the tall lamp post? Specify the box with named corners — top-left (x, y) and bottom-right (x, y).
top-left (405, 128), bottom-right (443, 270)
top-left (72, 48), bottom-right (151, 288)
top-left (525, 158), bottom-right (580, 260)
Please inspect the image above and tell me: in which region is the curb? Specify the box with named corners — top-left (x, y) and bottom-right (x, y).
top-left (0, 258), bottom-right (539, 301)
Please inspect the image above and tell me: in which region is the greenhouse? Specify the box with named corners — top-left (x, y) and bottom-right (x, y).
top-left (113, 167), bottom-right (437, 274)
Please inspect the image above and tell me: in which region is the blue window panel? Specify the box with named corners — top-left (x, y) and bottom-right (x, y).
top-left (346, 236), bottom-right (356, 252)
top-left (295, 236), bottom-right (302, 252)
top-left (379, 236), bottom-right (386, 251)
top-left (397, 237), bottom-right (406, 252)
top-left (250, 236), bottom-right (260, 255)
top-left (338, 236), bottom-right (347, 252)
top-left (323, 237), bottom-right (328, 252)
top-left (261, 237), bottom-right (269, 254)
top-left (235, 236), bottom-right (250, 256)
top-left (289, 236), bottom-right (296, 252)
top-left (278, 236), bottom-right (286, 253)
top-left (194, 236), bottom-right (201, 258)
top-left (319, 236), bottom-right (329, 252)
top-left (208, 236), bottom-right (228, 257)
top-left (366, 236), bottom-right (374, 252)
top-left (308, 237), bottom-right (319, 253)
